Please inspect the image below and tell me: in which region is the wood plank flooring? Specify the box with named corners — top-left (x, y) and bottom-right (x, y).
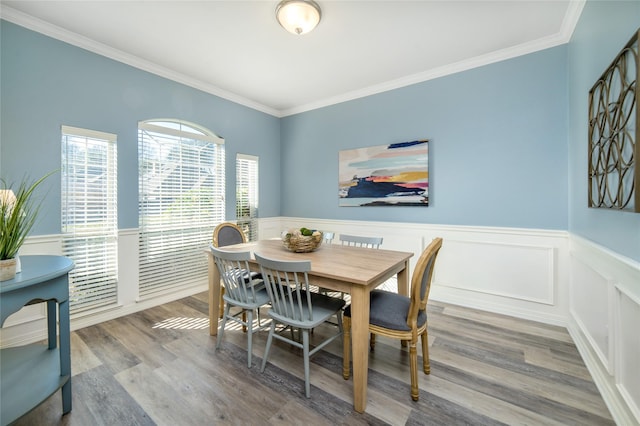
top-left (13, 292), bottom-right (614, 425)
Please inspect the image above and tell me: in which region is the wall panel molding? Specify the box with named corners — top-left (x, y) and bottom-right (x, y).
top-left (436, 239), bottom-right (555, 305)
top-left (569, 254), bottom-right (614, 373)
top-left (569, 235), bottom-right (640, 425)
top-left (614, 285), bottom-right (640, 422)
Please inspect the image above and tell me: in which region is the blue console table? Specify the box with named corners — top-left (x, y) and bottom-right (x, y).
top-left (0, 255), bottom-right (75, 425)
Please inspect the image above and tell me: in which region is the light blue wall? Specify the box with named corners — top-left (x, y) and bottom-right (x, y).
top-left (4, 2), bottom-right (639, 264)
top-left (0, 21), bottom-right (281, 234)
top-left (567, 0), bottom-right (640, 262)
top-left (281, 46), bottom-right (568, 229)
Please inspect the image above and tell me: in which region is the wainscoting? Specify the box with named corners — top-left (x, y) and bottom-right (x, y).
top-left (568, 235), bottom-right (640, 425)
top-left (1, 217), bottom-right (638, 424)
top-left (270, 217), bottom-right (570, 326)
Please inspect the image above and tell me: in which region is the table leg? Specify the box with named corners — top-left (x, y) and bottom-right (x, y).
top-left (46, 300), bottom-right (57, 349)
top-left (397, 259), bottom-right (411, 348)
top-left (59, 299), bottom-right (72, 414)
top-left (350, 286), bottom-right (370, 413)
top-left (397, 259), bottom-right (410, 296)
top-left (208, 252), bottom-right (221, 336)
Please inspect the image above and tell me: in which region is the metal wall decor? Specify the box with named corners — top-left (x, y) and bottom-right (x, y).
top-left (588, 29), bottom-right (639, 212)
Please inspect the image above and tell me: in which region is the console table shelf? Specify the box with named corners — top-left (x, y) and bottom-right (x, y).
top-left (0, 255), bottom-right (75, 426)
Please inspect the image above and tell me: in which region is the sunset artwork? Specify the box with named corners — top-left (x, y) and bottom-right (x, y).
top-left (339, 140), bottom-right (429, 206)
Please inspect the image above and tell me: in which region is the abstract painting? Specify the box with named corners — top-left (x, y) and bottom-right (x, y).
top-left (339, 140), bottom-right (429, 206)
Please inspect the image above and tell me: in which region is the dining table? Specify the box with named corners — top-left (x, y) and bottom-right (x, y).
top-left (205, 238), bottom-right (414, 413)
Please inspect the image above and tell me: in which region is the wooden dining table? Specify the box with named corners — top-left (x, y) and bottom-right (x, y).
top-left (205, 239), bottom-right (413, 413)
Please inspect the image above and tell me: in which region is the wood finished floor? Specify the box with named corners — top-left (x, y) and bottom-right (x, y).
top-left (14, 291), bottom-right (614, 426)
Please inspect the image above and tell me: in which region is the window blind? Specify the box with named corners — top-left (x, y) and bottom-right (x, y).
top-left (61, 125), bottom-right (118, 314)
top-left (236, 154), bottom-right (259, 241)
top-left (138, 120), bottom-right (225, 298)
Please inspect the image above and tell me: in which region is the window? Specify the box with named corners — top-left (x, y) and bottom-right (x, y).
top-left (138, 120), bottom-right (225, 298)
top-left (61, 126), bottom-right (118, 314)
top-left (236, 154), bottom-right (259, 241)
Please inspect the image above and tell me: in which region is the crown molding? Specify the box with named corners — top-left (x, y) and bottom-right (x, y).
top-left (280, 0), bottom-right (586, 117)
top-left (1, 1), bottom-right (585, 119)
top-left (560, 0), bottom-right (586, 42)
top-left (0, 5), bottom-right (281, 117)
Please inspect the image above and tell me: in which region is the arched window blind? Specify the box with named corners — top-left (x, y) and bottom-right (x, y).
top-left (236, 154), bottom-right (259, 241)
top-left (138, 120), bottom-right (225, 298)
top-left (61, 125), bottom-right (118, 314)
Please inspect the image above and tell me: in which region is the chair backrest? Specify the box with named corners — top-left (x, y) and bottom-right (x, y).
top-left (210, 245), bottom-right (260, 304)
top-left (339, 234), bottom-right (383, 249)
top-left (323, 232), bottom-right (335, 244)
top-left (213, 222), bottom-right (246, 247)
top-left (254, 253), bottom-right (314, 325)
top-left (406, 238), bottom-right (443, 328)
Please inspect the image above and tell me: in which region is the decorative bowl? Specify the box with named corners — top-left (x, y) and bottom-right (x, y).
top-left (282, 229), bottom-right (323, 253)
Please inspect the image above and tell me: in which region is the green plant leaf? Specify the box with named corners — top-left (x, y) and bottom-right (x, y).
top-left (0, 171), bottom-right (57, 259)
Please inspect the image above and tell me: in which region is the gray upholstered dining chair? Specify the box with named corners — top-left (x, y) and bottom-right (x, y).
top-left (342, 237), bottom-right (443, 401)
top-left (339, 234), bottom-right (383, 248)
top-left (210, 245), bottom-right (270, 368)
top-left (213, 221), bottom-right (246, 248)
top-left (255, 253), bottom-right (346, 398)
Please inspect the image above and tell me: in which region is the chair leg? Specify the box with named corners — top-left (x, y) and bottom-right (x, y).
top-left (421, 329), bottom-right (430, 374)
top-left (219, 286), bottom-right (225, 319)
top-left (342, 316), bottom-right (351, 380)
top-left (302, 329), bottom-right (311, 398)
top-left (216, 303), bottom-right (231, 349)
top-left (370, 333), bottom-right (376, 351)
top-left (261, 322), bottom-right (276, 372)
top-left (409, 339), bottom-right (419, 401)
top-left (246, 309), bottom-right (253, 368)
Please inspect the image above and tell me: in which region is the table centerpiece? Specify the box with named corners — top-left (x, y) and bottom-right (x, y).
top-left (282, 227), bottom-right (323, 253)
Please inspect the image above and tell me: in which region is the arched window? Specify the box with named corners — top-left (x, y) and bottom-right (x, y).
top-left (138, 120), bottom-right (225, 297)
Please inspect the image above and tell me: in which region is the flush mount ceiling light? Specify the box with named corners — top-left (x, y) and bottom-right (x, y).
top-left (276, 0), bottom-right (321, 35)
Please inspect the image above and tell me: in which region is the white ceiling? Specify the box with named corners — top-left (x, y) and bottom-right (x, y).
top-left (1, 1), bottom-right (582, 117)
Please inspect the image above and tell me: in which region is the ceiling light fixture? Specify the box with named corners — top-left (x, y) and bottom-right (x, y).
top-left (275, 0), bottom-right (321, 35)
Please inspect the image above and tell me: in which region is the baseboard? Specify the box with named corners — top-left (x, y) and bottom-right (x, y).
top-left (568, 317), bottom-right (637, 425)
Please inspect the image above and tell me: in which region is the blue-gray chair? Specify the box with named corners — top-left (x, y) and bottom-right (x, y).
top-left (327, 233), bottom-right (382, 298)
top-left (255, 253), bottom-right (346, 398)
top-left (323, 231), bottom-right (335, 244)
top-left (212, 222), bottom-right (260, 321)
top-left (210, 245), bottom-right (270, 368)
top-left (317, 231), bottom-right (336, 295)
top-left (339, 234), bottom-right (383, 249)
top-left (342, 237), bottom-right (443, 401)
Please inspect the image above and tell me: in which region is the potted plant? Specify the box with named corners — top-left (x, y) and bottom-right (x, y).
top-left (0, 173), bottom-right (52, 281)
